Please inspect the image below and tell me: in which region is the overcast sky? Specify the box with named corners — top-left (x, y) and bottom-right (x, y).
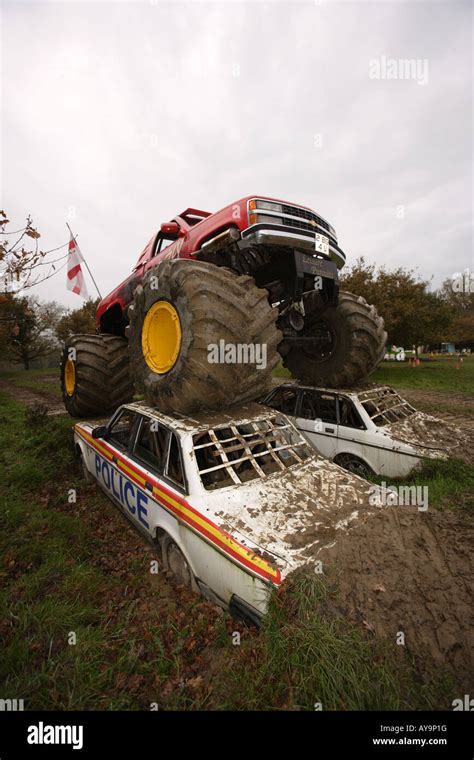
top-left (1, 0), bottom-right (472, 308)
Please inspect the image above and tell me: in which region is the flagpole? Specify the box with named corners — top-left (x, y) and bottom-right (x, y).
top-left (66, 223), bottom-right (102, 299)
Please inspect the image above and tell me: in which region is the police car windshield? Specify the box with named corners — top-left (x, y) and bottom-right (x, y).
top-left (192, 415), bottom-right (312, 490)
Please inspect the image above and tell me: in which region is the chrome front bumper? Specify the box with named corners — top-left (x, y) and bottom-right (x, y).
top-left (240, 224), bottom-right (346, 270)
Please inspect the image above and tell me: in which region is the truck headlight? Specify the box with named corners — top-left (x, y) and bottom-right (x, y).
top-left (254, 214), bottom-right (283, 225)
top-left (256, 200), bottom-right (283, 213)
top-left (249, 199), bottom-right (284, 225)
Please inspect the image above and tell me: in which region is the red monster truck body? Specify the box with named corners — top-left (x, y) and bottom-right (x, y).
top-left (96, 195), bottom-right (346, 337)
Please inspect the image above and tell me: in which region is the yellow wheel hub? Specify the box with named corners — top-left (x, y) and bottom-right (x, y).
top-left (64, 358), bottom-right (76, 396)
top-left (142, 301), bottom-right (182, 374)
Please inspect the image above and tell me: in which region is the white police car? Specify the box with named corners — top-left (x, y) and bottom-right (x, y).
top-left (74, 401), bottom-right (377, 623)
top-left (263, 384), bottom-right (464, 478)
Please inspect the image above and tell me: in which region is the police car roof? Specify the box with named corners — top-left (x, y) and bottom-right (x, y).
top-left (123, 400), bottom-right (281, 434)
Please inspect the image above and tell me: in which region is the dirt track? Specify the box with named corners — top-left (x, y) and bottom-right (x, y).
top-left (319, 503), bottom-right (474, 690)
top-left (401, 387), bottom-right (474, 415)
top-left (0, 376), bottom-right (65, 416)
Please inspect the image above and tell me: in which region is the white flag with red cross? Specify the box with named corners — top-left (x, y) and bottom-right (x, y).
top-left (66, 233), bottom-right (89, 299)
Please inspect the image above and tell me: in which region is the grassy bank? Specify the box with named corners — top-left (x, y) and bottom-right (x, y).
top-left (0, 393), bottom-right (221, 709)
top-left (211, 572), bottom-right (449, 710)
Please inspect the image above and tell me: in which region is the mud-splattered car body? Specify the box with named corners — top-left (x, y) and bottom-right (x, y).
top-left (74, 401), bottom-right (376, 623)
top-left (263, 384), bottom-right (465, 478)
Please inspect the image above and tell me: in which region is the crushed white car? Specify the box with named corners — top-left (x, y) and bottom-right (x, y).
top-left (263, 384), bottom-right (464, 478)
top-left (74, 401), bottom-right (377, 624)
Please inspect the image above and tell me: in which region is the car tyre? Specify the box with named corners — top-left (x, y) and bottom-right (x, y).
top-left (79, 450), bottom-right (95, 484)
top-left (161, 534), bottom-right (198, 592)
top-left (334, 453), bottom-right (375, 479)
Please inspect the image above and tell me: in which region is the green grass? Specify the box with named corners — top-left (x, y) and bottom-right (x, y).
top-left (272, 362), bottom-right (292, 378)
top-left (274, 355), bottom-right (474, 396)
top-left (0, 392), bottom-right (215, 709)
top-left (371, 355), bottom-right (474, 396)
top-left (370, 458), bottom-right (474, 512)
top-left (212, 572), bottom-right (449, 710)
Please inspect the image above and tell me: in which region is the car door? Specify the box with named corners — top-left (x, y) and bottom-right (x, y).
top-left (130, 416), bottom-right (187, 494)
top-left (335, 396), bottom-right (378, 469)
top-left (123, 415), bottom-right (188, 535)
top-left (91, 407), bottom-right (141, 511)
top-left (107, 408), bottom-right (140, 453)
top-left (144, 229), bottom-right (181, 272)
top-left (336, 397), bottom-right (367, 445)
top-left (294, 390), bottom-right (339, 458)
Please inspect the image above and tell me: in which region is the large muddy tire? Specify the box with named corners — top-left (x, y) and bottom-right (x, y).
top-left (60, 334), bottom-right (134, 417)
top-left (282, 291), bottom-right (387, 388)
top-left (127, 260), bottom-right (281, 414)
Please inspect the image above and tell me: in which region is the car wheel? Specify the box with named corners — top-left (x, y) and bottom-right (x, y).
top-left (334, 453), bottom-right (374, 479)
top-left (161, 534), bottom-right (195, 590)
top-left (79, 451), bottom-right (95, 484)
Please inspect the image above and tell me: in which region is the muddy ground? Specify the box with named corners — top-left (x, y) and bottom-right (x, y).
top-left (319, 505), bottom-right (473, 690)
top-left (1, 373), bottom-right (473, 696)
top-left (401, 389), bottom-right (474, 467)
top-left (0, 376), bottom-right (65, 416)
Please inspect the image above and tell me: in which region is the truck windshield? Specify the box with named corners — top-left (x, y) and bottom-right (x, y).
top-left (193, 415), bottom-right (312, 490)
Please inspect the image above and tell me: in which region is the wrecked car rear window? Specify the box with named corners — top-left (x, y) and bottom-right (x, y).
top-left (193, 415), bottom-right (312, 490)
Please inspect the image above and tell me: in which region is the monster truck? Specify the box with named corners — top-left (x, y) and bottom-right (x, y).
top-left (61, 196), bottom-right (386, 416)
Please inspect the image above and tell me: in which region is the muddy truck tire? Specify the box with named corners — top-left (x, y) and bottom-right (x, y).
top-left (282, 291), bottom-right (387, 388)
top-left (127, 260), bottom-right (281, 415)
top-left (61, 334), bottom-right (134, 417)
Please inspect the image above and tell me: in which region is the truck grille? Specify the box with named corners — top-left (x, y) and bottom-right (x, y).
top-left (281, 204), bottom-right (331, 234)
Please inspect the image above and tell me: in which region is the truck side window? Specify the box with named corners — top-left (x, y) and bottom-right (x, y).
top-left (166, 433), bottom-right (185, 487)
top-left (338, 399), bottom-right (366, 430)
top-left (108, 410), bottom-right (137, 451)
top-left (133, 418), bottom-right (169, 474)
top-left (152, 232), bottom-right (179, 259)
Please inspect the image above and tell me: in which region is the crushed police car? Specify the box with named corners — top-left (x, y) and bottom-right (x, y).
top-left (74, 401), bottom-right (379, 624)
